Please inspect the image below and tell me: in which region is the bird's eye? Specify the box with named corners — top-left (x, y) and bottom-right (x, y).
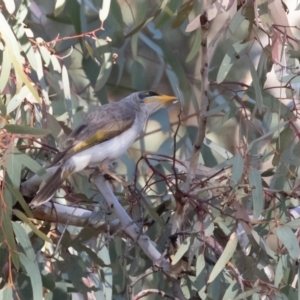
top-left (138, 91), bottom-right (160, 100)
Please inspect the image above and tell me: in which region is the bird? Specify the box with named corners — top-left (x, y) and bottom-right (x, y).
top-left (29, 91), bottom-right (177, 208)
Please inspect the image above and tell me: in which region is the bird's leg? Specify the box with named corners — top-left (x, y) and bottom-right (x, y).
top-left (101, 160), bottom-right (132, 187)
top-left (86, 166), bottom-right (102, 183)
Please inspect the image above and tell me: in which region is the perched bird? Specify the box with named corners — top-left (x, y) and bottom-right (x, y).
top-left (30, 91), bottom-right (176, 208)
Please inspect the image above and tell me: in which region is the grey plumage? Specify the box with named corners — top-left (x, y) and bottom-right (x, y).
top-left (29, 91), bottom-right (176, 208)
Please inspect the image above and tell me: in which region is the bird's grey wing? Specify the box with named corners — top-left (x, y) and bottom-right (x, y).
top-left (54, 102), bottom-right (136, 162)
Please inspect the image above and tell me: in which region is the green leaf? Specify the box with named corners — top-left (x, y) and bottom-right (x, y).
top-left (276, 225), bottom-right (299, 260)
top-left (196, 253), bottom-right (206, 299)
top-left (13, 222), bottom-right (35, 261)
top-left (231, 154), bottom-right (244, 186)
top-left (141, 197), bottom-right (165, 228)
top-left (13, 209), bottom-right (51, 242)
top-left (222, 281), bottom-right (239, 300)
top-left (172, 236), bottom-right (193, 265)
top-left (13, 12), bottom-right (38, 71)
top-left (298, 265), bottom-right (300, 300)
top-left (3, 0), bottom-right (15, 14)
top-left (156, 39), bottom-right (190, 93)
top-left (124, 0), bottom-right (169, 37)
top-left (233, 287), bottom-right (261, 300)
top-left (4, 124), bottom-right (51, 136)
top-left (64, 253), bottom-right (94, 292)
top-left (6, 145), bottom-right (22, 188)
top-left (7, 46), bottom-right (41, 103)
top-left (37, 39), bottom-right (51, 67)
top-left (272, 127), bottom-right (293, 166)
top-left (248, 58), bottom-right (263, 114)
top-left (0, 286), bottom-right (12, 299)
top-left (62, 65), bottom-right (72, 120)
top-left (72, 243), bottom-right (108, 267)
top-left (226, 9), bottom-right (245, 39)
top-left (131, 60), bottom-right (146, 90)
top-left (246, 88), bottom-right (295, 120)
top-left (7, 148), bottom-right (48, 180)
top-left (172, 0), bottom-right (193, 28)
top-left (286, 219), bottom-right (300, 230)
top-left (7, 85), bottom-right (31, 114)
top-left (3, 211), bottom-right (19, 270)
top-left (256, 0), bottom-right (272, 33)
top-left (186, 28), bottom-right (201, 63)
top-left (54, 0), bottom-right (66, 16)
top-left (6, 183), bottom-right (33, 218)
top-left (246, 121), bottom-right (288, 154)
top-left (19, 253), bottom-right (43, 300)
top-left (0, 46), bottom-right (11, 93)
top-left (257, 45), bottom-right (273, 87)
top-left (34, 50), bottom-right (50, 104)
top-left (204, 215), bottom-right (214, 237)
top-left (216, 41), bottom-right (248, 83)
top-left (274, 254), bottom-right (288, 287)
top-left (99, 0), bottom-right (111, 26)
top-left (248, 168), bottom-right (264, 220)
top-left (251, 230), bottom-right (277, 259)
top-left (207, 232), bottom-right (238, 283)
top-left (94, 39), bottom-right (112, 92)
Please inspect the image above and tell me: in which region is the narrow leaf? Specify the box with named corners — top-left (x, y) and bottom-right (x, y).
top-left (186, 28), bottom-right (201, 63)
top-left (54, 0), bottom-right (66, 16)
top-left (4, 124), bottom-right (51, 136)
top-left (248, 59), bottom-right (263, 113)
top-left (7, 47), bottom-right (41, 103)
top-left (13, 222), bottom-right (35, 261)
top-left (94, 39), bottom-right (112, 92)
top-left (0, 47), bottom-right (11, 93)
top-left (62, 65), bottom-right (72, 120)
top-left (276, 225), bottom-right (299, 260)
top-left (248, 168), bottom-right (264, 220)
top-left (231, 154), bottom-right (244, 186)
top-left (7, 85), bottom-right (30, 114)
top-left (99, 0), bottom-right (111, 26)
top-left (217, 41), bottom-right (248, 83)
top-left (141, 198), bottom-right (164, 228)
top-left (6, 145), bottom-right (22, 188)
top-left (207, 232), bottom-right (238, 283)
top-left (3, 0), bottom-right (15, 14)
top-left (6, 183), bottom-right (33, 218)
top-left (274, 255), bottom-right (288, 287)
top-left (19, 253), bottom-right (43, 300)
top-left (233, 287), bottom-right (261, 300)
top-left (13, 209), bottom-right (51, 242)
top-left (172, 237), bottom-right (192, 265)
top-left (172, 0), bottom-right (193, 28)
top-left (272, 127), bottom-right (293, 166)
top-left (246, 121), bottom-right (288, 154)
top-left (3, 212), bottom-right (19, 270)
top-left (196, 253), bottom-right (206, 298)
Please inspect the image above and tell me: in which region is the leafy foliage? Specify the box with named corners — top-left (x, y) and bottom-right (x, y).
top-left (0, 0), bottom-right (300, 299)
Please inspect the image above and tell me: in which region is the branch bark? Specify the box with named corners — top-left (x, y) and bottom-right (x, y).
top-left (172, 2), bottom-right (210, 235)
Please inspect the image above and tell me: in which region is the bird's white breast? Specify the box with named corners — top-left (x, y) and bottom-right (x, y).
top-left (64, 115), bottom-right (143, 173)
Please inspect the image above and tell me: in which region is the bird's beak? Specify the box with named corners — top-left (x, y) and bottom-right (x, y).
top-left (144, 94), bottom-right (177, 104)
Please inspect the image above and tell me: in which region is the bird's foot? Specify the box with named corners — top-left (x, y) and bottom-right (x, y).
top-left (87, 167), bottom-right (101, 183)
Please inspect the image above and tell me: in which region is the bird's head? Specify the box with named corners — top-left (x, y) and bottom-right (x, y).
top-left (131, 90), bottom-right (177, 117)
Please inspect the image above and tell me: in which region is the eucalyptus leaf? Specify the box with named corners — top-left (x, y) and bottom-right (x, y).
top-left (248, 168), bottom-right (264, 220)
top-left (276, 226), bottom-right (300, 260)
top-left (172, 236), bottom-right (193, 265)
top-left (4, 124), bottom-right (51, 136)
top-left (19, 253), bottom-right (43, 300)
top-left (208, 232), bottom-right (237, 283)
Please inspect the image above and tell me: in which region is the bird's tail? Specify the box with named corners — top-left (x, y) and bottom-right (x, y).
top-left (29, 166), bottom-right (67, 208)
